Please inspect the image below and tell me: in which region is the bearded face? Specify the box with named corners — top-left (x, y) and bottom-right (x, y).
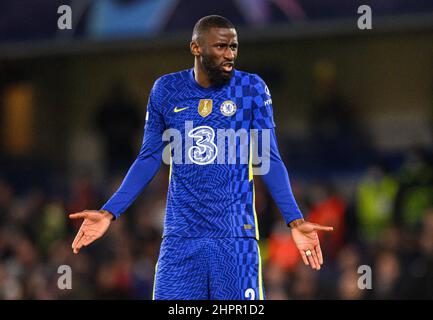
top-left (196, 27), bottom-right (238, 86)
top-left (201, 52), bottom-right (234, 86)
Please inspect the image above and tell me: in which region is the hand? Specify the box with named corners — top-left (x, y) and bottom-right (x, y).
top-left (290, 219), bottom-right (333, 271)
top-left (69, 210), bottom-right (113, 254)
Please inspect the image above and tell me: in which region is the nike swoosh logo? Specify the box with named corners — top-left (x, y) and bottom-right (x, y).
top-left (174, 106), bottom-right (189, 113)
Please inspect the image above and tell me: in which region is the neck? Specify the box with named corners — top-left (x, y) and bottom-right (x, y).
top-left (194, 59), bottom-right (212, 88)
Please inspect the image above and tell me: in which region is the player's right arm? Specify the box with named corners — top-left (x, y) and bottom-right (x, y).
top-left (69, 81), bottom-right (166, 254)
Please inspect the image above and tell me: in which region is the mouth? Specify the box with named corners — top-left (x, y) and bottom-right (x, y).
top-left (221, 62), bottom-right (234, 73)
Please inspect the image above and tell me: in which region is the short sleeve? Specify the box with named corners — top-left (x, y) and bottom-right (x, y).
top-left (251, 74), bottom-right (276, 129)
top-left (144, 80), bottom-right (166, 134)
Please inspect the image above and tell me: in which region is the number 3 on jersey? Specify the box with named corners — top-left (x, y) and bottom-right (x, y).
top-left (188, 126), bottom-right (218, 165)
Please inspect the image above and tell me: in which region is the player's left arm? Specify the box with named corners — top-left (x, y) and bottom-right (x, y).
top-left (251, 74), bottom-right (333, 270)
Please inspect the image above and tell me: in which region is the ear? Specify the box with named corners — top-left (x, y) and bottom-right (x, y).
top-left (190, 41), bottom-right (200, 57)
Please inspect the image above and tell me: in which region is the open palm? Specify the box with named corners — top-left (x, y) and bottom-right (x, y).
top-left (291, 221), bottom-right (333, 270)
top-left (69, 210), bottom-right (113, 254)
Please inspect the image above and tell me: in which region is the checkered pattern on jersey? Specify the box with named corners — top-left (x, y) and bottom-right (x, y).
top-left (145, 69), bottom-right (275, 238)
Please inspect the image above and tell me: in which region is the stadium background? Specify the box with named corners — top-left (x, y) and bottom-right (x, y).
top-left (1, 0), bottom-right (433, 299)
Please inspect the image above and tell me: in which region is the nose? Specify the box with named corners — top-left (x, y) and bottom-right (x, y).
top-left (224, 47), bottom-right (235, 61)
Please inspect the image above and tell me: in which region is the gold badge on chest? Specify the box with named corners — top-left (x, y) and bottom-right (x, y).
top-left (198, 99), bottom-right (213, 118)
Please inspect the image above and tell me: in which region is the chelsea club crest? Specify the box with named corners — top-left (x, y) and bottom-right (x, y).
top-left (220, 100), bottom-right (237, 116)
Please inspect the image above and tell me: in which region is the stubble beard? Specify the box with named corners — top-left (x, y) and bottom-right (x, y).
top-left (201, 54), bottom-right (234, 87)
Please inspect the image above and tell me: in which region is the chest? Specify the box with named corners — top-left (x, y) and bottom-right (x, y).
top-left (163, 94), bottom-right (253, 132)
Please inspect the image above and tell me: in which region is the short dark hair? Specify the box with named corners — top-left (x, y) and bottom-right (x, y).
top-left (192, 15), bottom-right (235, 43)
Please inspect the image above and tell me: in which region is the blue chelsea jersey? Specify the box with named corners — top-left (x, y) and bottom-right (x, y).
top-left (145, 68), bottom-right (275, 239)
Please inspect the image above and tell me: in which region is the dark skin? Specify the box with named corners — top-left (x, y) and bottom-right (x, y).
top-left (190, 27), bottom-right (238, 88)
top-left (70, 27), bottom-right (334, 271)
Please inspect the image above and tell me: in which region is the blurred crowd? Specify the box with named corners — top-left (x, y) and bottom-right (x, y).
top-left (0, 142), bottom-right (432, 300)
top-left (261, 147), bottom-right (433, 300)
top-left (0, 165), bottom-right (166, 299)
top-left (0, 59), bottom-right (432, 299)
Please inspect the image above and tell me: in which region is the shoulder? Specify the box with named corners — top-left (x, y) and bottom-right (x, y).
top-left (233, 70), bottom-right (268, 88)
top-left (239, 72), bottom-right (270, 97)
top-left (229, 70), bottom-right (268, 92)
top-left (152, 69), bottom-right (190, 92)
top-left (249, 73), bottom-right (268, 88)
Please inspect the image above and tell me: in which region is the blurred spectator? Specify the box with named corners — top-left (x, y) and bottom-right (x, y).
top-left (356, 162), bottom-right (399, 243)
top-left (306, 183), bottom-right (347, 260)
top-left (394, 148), bottom-right (433, 230)
top-left (289, 263), bottom-right (319, 299)
top-left (267, 224), bottom-right (301, 272)
top-left (332, 243), bottom-right (366, 299)
top-left (372, 250), bottom-right (404, 299)
top-left (66, 172), bottom-right (101, 233)
top-left (37, 200), bottom-right (68, 255)
top-left (337, 270), bottom-right (365, 300)
top-left (400, 208), bottom-right (433, 298)
top-left (377, 225), bottom-right (402, 253)
top-left (263, 261), bottom-right (290, 300)
top-left (336, 243), bottom-right (362, 273)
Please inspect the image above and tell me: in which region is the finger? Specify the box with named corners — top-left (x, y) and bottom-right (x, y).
top-left (313, 224), bottom-right (334, 232)
top-left (315, 244), bottom-right (324, 265)
top-left (74, 234), bottom-right (87, 253)
top-left (311, 249), bottom-right (321, 270)
top-left (307, 253), bottom-right (317, 270)
top-left (69, 212), bottom-right (88, 220)
top-left (72, 229), bottom-right (84, 249)
top-left (300, 250), bottom-right (309, 266)
top-left (73, 241), bottom-right (82, 254)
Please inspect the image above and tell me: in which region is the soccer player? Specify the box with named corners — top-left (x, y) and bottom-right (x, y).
top-left (69, 15), bottom-right (333, 300)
